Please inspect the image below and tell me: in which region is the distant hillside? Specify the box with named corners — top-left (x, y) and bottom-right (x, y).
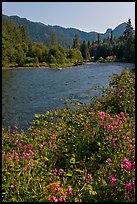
top-left (2, 14), bottom-right (135, 48)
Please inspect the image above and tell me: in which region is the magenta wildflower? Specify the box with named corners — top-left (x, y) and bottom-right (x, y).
top-left (112, 121), bottom-right (119, 126)
top-left (115, 115), bottom-right (119, 119)
top-left (86, 173), bottom-right (92, 183)
top-left (56, 187), bottom-right (61, 193)
top-left (26, 145), bottom-right (32, 151)
top-left (131, 162), bottom-right (135, 170)
top-left (123, 136), bottom-right (129, 142)
top-left (15, 154), bottom-right (19, 162)
top-left (22, 152), bottom-right (29, 160)
top-left (59, 168), bottom-right (65, 174)
top-left (50, 196), bottom-right (58, 202)
top-left (52, 169), bottom-right (58, 176)
top-left (123, 158), bottom-right (132, 171)
top-left (111, 140), bottom-right (116, 148)
top-left (129, 144), bottom-right (135, 154)
top-left (106, 158), bottom-right (112, 163)
top-left (52, 143), bottom-right (57, 149)
top-left (58, 196), bottom-right (66, 202)
top-left (29, 149), bottom-right (34, 155)
top-left (132, 138), bottom-right (135, 144)
top-left (66, 187), bottom-right (72, 195)
top-left (124, 183), bottom-right (133, 191)
top-left (108, 175), bottom-right (117, 187)
top-left (121, 85), bottom-right (125, 93)
top-left (107, 125), bottom-right (114, 131)
top-left (26, 164), bottom-right (31, 171)
top-left (120, 112), bottom-right (125, 117)
top-left (98, 111), bottom-right (105, 116)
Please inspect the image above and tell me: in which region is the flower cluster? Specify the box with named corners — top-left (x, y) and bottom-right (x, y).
top-left (108, 175), bottom-right (117, 187)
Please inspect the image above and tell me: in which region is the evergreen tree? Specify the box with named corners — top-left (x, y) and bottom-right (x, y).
top-left (80, 40), bottom-right (90, 61)
top-left (51, 32), bottom-right (57, 47)
top-left (72, 35), bottom-right (81, 49)
top-left (97, 34), bottom-right (100, 44)
top-left (123, 18), bottom-right (133, 38)
top-left (110, 30), bottom-right (113, 43)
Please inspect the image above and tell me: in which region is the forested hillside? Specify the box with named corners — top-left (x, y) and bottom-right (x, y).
top-left (2, 14), bottom-right (135, 48)
top-left (2, 18), bottom-right (135, 68)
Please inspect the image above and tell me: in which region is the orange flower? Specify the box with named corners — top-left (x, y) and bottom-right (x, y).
top-left (45, 181), bottom-right (60, 193)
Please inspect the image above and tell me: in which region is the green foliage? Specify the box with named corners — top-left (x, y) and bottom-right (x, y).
top-left (2, 18), bottom-right (135, 68)
top-left (80, 40), bottom-right (91, 61)
top-left (2, 69), bottom-right (135, 202)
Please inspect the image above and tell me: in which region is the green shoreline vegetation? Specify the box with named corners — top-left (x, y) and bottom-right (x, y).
top-left (2, 17), bottom-right (135, 202)
top-left (2, 68), bottom-right (135, 202)
top-left (2, 18), bottom-right (135, 68)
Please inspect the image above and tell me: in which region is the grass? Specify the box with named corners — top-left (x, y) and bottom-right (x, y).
top-left (2, 68), bottom-right (135, 202)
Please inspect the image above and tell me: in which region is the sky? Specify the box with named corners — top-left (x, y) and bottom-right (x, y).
top-left (2, 2), bottom-right (135, 33)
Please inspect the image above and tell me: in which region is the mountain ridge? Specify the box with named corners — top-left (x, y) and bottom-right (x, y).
top-left (2, 14), bottom-right (135, 47)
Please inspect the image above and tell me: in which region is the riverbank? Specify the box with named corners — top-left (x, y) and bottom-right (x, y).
top-left (2, 69), bottom-right (135, 202)
top-left (2, 61), bottom-right (94, 70)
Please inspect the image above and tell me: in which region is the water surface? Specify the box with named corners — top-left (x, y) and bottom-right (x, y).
top-left (2, 62), bottom-right (134, 130)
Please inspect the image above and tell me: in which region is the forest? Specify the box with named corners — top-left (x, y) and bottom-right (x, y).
top-left (2, 18), bottom-right (135, 68)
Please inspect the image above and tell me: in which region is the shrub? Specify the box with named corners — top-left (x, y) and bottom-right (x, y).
top-left (2, 68), bottom-right (135, 202)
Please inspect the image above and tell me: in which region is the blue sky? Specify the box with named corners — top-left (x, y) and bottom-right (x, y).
top-left (2, 2), bottom-right (135, 33)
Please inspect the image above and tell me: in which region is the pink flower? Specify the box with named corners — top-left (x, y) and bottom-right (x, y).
top-left (86, 173), bottom-right (92, 183)
top-left (106, 114), bottom-right (110, 118)
top-left (15, 155), bottom-right (19, 162)
top-left (121, 85), bottom-right (125, 93)
top-left (123, 158), bottom-right (132, 171)
top-left (56, 187), bottom-right (61, 193)
top-left (58, 196), bottom-right (66, 202)
top-left (120, 112), bottom-right (125, 117)
top-left (52, 143), bottom-right (57, 149)
top-left (112, 121), bottom-right (119, 126)
top-left (86, 119), bottom-right (90, 123)
top-left (66, 187), bottom-right (72, 195)
top-left (132, 138), bottom-right (135, 144)
top-left (111, 140), bottom-right (116, 148)
top-left (52, 169), bottom-right (58, 176)
top-left (107, 125), bottom-right (114, 131)
top-left (59, 168), bottom-right (65, 174)
top-left (2, 127), bottom-right (4, 131)
top-left (129, 145), bottom-right (135, 154)
top-left (123, 136), bottom-right (129, 142)
top-left (108, 175), bottom-right (117, 187)
top-left (106, 158), bottom-right (112, 163)
top-left (29, 150), bottom-right (34, 155)
top-left (124, 183), bottom-right (132, 191)
top-left (18, 142), bottom-right (22, 147)
top-left (26, 145), bottom-right (32, 151)
top-left (113, 135), bottom-right (118, 140)
top-left (22, 152), bottom-right (29, 160)
top-left (50, 196), bottom-right (58, 202)
top-left (8, 152), bottom-right (14, 160)
top-left (26, 164), bottom-right (31, 171)
top-left (98, 111), bottom-right (105, 117)
top-left (131, 162), bottom-right (135, 170)
top-left (115, 115), bottom-right (119, 119)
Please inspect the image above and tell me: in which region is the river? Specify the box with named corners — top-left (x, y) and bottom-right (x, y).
top-left (2, 62), bottom-right (134, 131)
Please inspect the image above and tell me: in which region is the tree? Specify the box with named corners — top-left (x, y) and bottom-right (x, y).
top-left (123, 18), bottom-right (133, 38)
top-left (72, 35), bottom-right (81, 49)
top-left (97, 34), bottom-right (100, 44)
top-left (51, 32), bottom-right (57, 47)
top-left (80, 40), bottom-right (90, 61)
top-left (110, 30), bottom-right (113, 43)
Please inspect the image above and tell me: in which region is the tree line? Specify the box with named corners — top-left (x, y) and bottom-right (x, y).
top-left (2, 18), bottom-right (135, 68)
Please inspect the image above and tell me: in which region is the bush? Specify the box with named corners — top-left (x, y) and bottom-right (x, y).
top-left (2, 69), bottom-right (135, 202)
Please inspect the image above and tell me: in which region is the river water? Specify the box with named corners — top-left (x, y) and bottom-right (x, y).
top-left (2, 62), bottom-right (134, 131)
